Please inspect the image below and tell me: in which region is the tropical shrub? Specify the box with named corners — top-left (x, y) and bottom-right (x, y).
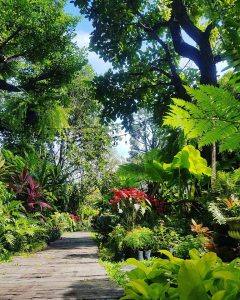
top-left (108, 224), bottom-right (127, 255)
top-left (173, 235), bottom-right (206, 259)
top-left (217, 169), bottom-right (240, 197)
top-left (209, 195), bottom-right (240, 226)
top-left (148, 196), bottom-right (167, 214)
top-left (117, 146), bottom-right (211, 202)
top-left (92, 213), bottom-right (120, 244)
top-left (9, 167), bottom-right (52, 212)
top-left (47, 212), bottom-right (79, 233)
top-left (77, 204), bottom-right (99, 230)
top-left (0, 194), bottom-right (47, 255)
top-left (121, 250), bottom-right (240, 300)
top-left (153, 222), bottom-right (180, 252)
top-left (0, 177), bottom-right (79, 261)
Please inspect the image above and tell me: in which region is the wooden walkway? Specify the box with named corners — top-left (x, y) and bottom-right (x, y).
top-left (0, 232), bottom-right (123, 300)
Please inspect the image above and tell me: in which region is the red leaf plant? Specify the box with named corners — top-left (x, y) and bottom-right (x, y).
top-left (110, 188), bottom-right (150, 205)
top-left (109, 188), bottom-right (151, 229)
top-left (148, 195), bottom-right (167, 214)
top-left (69, 213), bottom-right (80, 223)
top-left (9, 167), bottom-right (52, 211)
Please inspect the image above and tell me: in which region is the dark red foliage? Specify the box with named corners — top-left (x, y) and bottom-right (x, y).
top-left (21, 166), bottom-right (28, 183)
top-left (148, 195), bottom-right (167, 213)
top-left (109, 188), bottom-right (149, 205)
top-left (9, 167), bottom-right (52, 211)
top-left (69, 213), bottom-right (80, 222)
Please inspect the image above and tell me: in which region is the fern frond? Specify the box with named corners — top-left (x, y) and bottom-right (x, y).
top-left (208, 203), bottom-right (226, 225)
top-left (220, 132), bottom-right (240, 152)
top-left (164, 86), bottom-right (240, 152)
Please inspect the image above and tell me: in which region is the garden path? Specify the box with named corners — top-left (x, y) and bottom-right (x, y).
top-left (0, 232), bottom-right (123, 300)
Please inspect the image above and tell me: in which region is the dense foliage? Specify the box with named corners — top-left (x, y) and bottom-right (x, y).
top-left (121, 250), bottom-right (240, 300)
top-left (73, 0), bottom-right (239, 127)
top-left (0, 0), bottom-right (112, 261)
top-left (0, 1), bottom-right (239, 299)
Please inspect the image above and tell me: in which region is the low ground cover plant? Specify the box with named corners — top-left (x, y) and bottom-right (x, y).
top-left (121, 250), bottom-right (240, 300)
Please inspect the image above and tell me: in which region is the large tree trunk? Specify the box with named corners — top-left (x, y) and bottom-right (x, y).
top-left (170, 0), bottom-right (218, 191)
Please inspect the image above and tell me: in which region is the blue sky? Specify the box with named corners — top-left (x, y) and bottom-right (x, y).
top-left (65, 3), bottom-right (112, 74)
top-left (65, 2), bottom-right (130, 158)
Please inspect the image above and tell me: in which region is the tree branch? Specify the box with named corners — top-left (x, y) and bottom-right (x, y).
top-left (204, 22), bottom-right (215, 38)
top-left (214, 54), bottom-right (223, 64)
top-left (4, 53), bottom-right (25, 63)
top-left (169, 20), bottom-right (201, 67)
top-left (171, 0), bottom-right (202, 44)
top-left (0, 27), bottom-right (23, 50)
top-left (127, 0), bottom-right (191, 101)
top-left (128, 67), bottom-right (172, 82)
top-left (0, 80), bottom-right (21, 92)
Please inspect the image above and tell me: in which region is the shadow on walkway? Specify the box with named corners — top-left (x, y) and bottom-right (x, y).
top-left (64, 253), bottom-right (98, 259)
top-left (64, 278), bottom-right (123, 300)
top-left (48, 235), bottom-right (96, 250)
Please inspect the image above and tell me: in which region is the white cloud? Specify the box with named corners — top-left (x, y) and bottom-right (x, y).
top-left (113, 126), bottom-right (130, 158)
top-left (88, 52), bottom-right (112, 74)
top-left (74, 31), bottom-right (112, 74)
top-left (73, 30), bottom-right (90, 48)
top-left (115, 136), bottom-right (130, 158)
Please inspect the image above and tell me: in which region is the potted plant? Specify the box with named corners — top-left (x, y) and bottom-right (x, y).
top-left (123, 227), bottom-right (154, 260)
top-left (219, 195), bottom-right (240, 239)
top-left (209, 195), bottom-right (240, 239)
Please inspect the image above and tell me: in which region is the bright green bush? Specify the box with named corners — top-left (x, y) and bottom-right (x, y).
top-left (173, 235), bottom-right (206, 259)
top-left (0, 182), bottom-right (78, 261)
top-left (101, 260), bottom-right (128, 286)
top-left (0, 195), bottom-right (47, 256)
top-left (48, 212), bottom-right (77, 232)
top-left (153, 222), bottom-right (180, 251)
top-left (124, 227), bottom-right (154, 250)
top-left (77, 204), bottom-right (99, 230)
top-left (109, 224), bottom-right (127, 252)
top-left (121, 249), bottom-right (240, 300)
top-left (98, 245), bottom-right (115, 261)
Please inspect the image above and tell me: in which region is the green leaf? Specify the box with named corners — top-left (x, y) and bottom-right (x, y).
top-left (211, 291), bottom-right (226, 300)
top-left (196, 252), bottom-right (219, 279)
top-left (189, 249), bottom-right (200, 260)
top-left (127, 258), bottom-right (149, 275)
top-left (164, 86), bottom-right (240, 152)
top-left (213, 270), bottom-right (240, 282)
top-left (171, 145), bottom-right (211, 176)
top-left (178, 260), bottom-right (209, 300)
top-left (125, 280), bottom-right (151, 299)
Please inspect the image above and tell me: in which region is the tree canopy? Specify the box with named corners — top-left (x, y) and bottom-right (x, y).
top-left (73, 0), bottom-right (239, 126)
top-left (0, 0), bottom-right (86, 139)
top-left (0, 0), bottom-right (85, 93)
